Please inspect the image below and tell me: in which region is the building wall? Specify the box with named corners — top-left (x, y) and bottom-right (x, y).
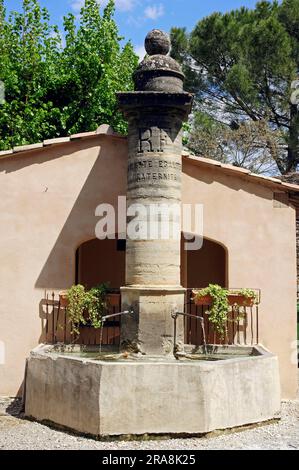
top-left (182, 159), bottom-right (297, 399)
top-left (0, 139), bottom-right (297, 398)
top-left (281, 173), bottom-right (299, 299)
top-left (0, 136), bottom-right (128, 396)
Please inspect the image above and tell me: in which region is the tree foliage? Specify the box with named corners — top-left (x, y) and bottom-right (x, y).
top-left (188, 113), bottom-right (280, 175)
top-left (0, 0), bottom-right (138, 150)
top-left (171, 0), bottom-right (299, 174)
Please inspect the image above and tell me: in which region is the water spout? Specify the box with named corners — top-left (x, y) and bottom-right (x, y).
top-left (171, 311), bottom-right (207, 355)
top-left (100, 309), bottom-right (134, 354)
top-left (102, 310), bottom-right (134, 323)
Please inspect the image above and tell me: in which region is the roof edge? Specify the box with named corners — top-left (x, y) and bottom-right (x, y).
top-left (1, 131), bottom-right (298, 194)
top-left (0, 124), bottom-right (125, 161)
top-left (183, 152), bottom-right (299, 194)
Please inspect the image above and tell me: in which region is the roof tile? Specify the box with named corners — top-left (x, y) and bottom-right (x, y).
top-left (13, 143), bottom-right (43, 153)
top-left (43, 137), bottom-right (71, 146)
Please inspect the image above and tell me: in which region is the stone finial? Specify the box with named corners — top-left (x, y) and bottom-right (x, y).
top-left (145, 29), bottom-right (170, 56)
top-left (133, 29), bottom-right (184, 92)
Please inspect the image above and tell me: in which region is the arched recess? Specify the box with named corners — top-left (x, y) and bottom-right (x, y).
top-left (181, 234), bottom-right (228, 289)
top-left (75, 237), bottom-right (126, 290)
top-left (71, 237), bottom-right (126, 346)
top-left (181, 234), bottom-right (229, 345)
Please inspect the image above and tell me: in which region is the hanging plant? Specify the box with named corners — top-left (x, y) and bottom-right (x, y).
top-left (192, 285), bottom-right (258, 337)
top-left (85, 285), bottom-right (108, 329)
top-left (228, 288), bottom-right (257, 307)
top-left (193, 285), bottom-right (229, 337)
top-left (62, 283), bottom-right (108, 336)
top-left (66, 284), bottom-right (87, 336)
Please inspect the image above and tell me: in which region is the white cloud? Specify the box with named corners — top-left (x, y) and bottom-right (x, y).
top-left (70, 0), bottom-right (136, 13)
top-left (144, 3), bottom-right (164, 20)
top-left (70, 0), bottom-right (84, 13)
top-left (134, 44), bottom-right (146, 62)
top-left (114, 0), bottom-right (136, 11)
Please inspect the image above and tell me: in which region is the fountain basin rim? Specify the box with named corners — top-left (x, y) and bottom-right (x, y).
top-left (30, 343), bottom-right (275, 366)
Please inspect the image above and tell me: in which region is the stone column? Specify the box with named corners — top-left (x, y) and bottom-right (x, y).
top-left (118, 30), bottom-right (193, 355)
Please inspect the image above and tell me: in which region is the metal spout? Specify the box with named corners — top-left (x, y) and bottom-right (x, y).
top-left (102, 309), bottom-right (134, 323)
top-left (172, 311), bottom-right (207, 355)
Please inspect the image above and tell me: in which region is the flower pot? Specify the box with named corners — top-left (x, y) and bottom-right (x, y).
top-left (59, 291), bottom-right (69, 308)
top-left (192, 290), bottom-right (256, 307)
top-left (227, 294), bottom-right (255, 307)
top-left (193, 294), bottom-right (212, 306)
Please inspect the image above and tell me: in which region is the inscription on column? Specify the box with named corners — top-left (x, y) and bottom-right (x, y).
top-left (128, 158), bottom-right (181, 185)
top-left (138, 127), bottom-right (171, 153)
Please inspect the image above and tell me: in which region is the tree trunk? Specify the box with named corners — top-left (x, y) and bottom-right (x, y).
top-left (286, 104), bottom-right (299, 174)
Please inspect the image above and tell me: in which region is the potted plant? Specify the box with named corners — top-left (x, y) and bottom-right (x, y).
top-left (192, 285), bottom-right (229, 337)
top-left (84, 284), bottom-right (108, 329)
top-left (227, 289), bottom-right (257, 307)
top-left (192, 285), bottom-right (258, 337)
top-left (60, 283), bottom-right (108, 336)
top-left (193, 287), bottom-right (257, 307)
top-left (65, 284), bottom-right (87, 335)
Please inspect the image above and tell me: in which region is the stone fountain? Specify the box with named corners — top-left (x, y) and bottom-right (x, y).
top-left (24, 30), bottom-right (281, 437)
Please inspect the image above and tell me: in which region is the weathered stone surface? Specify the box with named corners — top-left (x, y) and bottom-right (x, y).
top-left (117, 29), bottom-right (193, 354)
top-left (118, 92), bottom-right (193, 116)
top-left (25, 344), bottom-right (281, 437)
top-left (133, 29), bottom-right (185, 93)
top-left (121, 287), bottom-right (185, 354)
top-left (134, 56), bottom-right (184, 93)
top-left (145, 29), bottom-right (170, 56)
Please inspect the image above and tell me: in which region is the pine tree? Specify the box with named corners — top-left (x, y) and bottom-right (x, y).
top-left (171, 0), bottom-right (299, 174)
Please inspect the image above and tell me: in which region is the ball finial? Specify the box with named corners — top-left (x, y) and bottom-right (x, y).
top-left (145, 29), bottom-right (170, 56)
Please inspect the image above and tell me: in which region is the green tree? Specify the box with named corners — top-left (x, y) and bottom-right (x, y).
top-left (171, 0), bottom-right (299, 175)
top-left (187, 114), bottom-right (279, 175)
top-left (0, 0), bottom-right (138, 150)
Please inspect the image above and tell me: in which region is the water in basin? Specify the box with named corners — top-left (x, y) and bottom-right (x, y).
top-left (50, 350), bottom-right (251, 362)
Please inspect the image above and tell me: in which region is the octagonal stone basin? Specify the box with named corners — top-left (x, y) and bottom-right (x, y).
top-left (24, 344), bottom-right (281, 437)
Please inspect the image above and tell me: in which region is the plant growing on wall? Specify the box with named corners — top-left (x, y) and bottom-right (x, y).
top-left (64, 283), bottom-right (108, 336)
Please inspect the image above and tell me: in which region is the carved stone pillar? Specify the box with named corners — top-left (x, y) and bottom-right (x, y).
top-left (118, 30), bottom-right (193, 355)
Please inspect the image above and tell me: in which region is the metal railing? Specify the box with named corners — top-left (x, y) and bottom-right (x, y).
top-left (40, 288), bottom-right (260, 347)
top-left (40, 291), bottom-right (122, 346)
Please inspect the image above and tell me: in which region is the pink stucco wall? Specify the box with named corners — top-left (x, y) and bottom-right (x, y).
top-left (0, 136), bottom-right (297, 398)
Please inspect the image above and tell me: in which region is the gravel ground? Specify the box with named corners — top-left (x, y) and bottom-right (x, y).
top-left (0, 396), bottom-right (298, 450)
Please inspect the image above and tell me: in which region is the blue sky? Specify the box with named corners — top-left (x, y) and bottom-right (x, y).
top-left (5, 0), bottom-right (263, 58)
